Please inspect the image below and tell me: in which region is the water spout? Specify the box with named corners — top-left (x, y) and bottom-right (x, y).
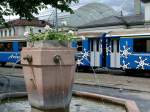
top-left (53, 55), bottom-right (62, 64)
top-left (23, 55), bottom-right (32, 63)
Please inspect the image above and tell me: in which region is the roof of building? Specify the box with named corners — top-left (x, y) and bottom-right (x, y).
top-left (77, 14), bottom-right (145, 28)
top-left (61, 2), bottom-right (144, 28)
top-left (62, 3), bottom-right (119, 27)
top-left (0, 19), bottom-right (52, 28)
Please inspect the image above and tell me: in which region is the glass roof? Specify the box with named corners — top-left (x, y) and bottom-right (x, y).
top-left (59, 3), bottom-right (119, 27)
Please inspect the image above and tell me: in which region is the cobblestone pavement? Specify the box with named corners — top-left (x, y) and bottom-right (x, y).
top-left (0, 65), bottom-right (23, 77)
top-left (75, 72), bottom-right (150, 92)
top-left (0, 65), bottom-right (150, 112)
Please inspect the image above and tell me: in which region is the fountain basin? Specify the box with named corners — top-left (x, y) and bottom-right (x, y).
top-left (0, 91), bottom-right (140, 112)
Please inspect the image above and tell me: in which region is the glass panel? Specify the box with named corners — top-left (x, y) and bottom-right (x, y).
top-left (3, 42), bottom-right (13, 52)
top-left (77, 47), bottom-right (82, 51)
top-left (19, 42), bottom-right (27, 51)
top-left (117, 40), bottom-right (119, 53)
top-left (77, 40), bottom-right (82, 51)
top-left (90, 40), bottom-right (93, 51)
top-left (147, 40), bottom-right (150, 52)
top-left (96, 40), bottom-right (99, 52)
top-left (133, 39), bottom-right (146, 52)
top-left (111, 40), bottom-right (114, 52)
top-left (0, 43), bottom-right (5, 51)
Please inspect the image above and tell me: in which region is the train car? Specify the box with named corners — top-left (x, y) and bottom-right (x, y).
top-left (111, 33), bottom-right (150, 73)
top-left (0, 32), bottom-right (149, 73)
top-left (74, 32), bottom-right (150, 73)
top-left (0, 39), bottom-right (26, 66)
top-left (72, 32), bottom-right (107, 70)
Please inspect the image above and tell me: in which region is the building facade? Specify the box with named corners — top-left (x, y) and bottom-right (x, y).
top-left (0, 19), bottom-right (51, 40)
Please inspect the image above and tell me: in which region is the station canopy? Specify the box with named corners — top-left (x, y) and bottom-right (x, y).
top-left (60, 3), bottom-right (119, 28)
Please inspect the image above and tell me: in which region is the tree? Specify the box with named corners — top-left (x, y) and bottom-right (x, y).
top-left (0, 0), bottom-right (79, 23)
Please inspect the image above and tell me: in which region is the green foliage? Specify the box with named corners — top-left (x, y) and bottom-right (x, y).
top-left (0, 1), bottom-right (13, 25)
top-left (28, 30), bottom-right (76, 42)
top-left (0, 0), bottom-right (79, 24)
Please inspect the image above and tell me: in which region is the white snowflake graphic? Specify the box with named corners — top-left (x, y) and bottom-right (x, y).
top-left (105, 39), bottom-right (111, 55)
top-left (120, 41), bottom-right (131, 58)
top-left (135, 57), bottom-right (150, 70)
top-left (122, 60), bottom-right (130, 70)
top-left (76, 59), bottom-right (84, 65)
top-left (76, 48), bottom-right (89, 65)
top-left (106, 45), bottom-right (111, 56)
top-left (81, 48), bottom-right (89, 60)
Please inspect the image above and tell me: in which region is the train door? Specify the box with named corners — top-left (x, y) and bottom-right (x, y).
top-left (110, 39), bottom-right (120, 68)
top-left (102, 37), bottom-right (106, 67)
top-left (90, 39), bottom-right (101, 67)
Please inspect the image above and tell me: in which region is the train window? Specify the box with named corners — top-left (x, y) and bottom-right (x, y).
top-left (117, 40), bottom-right (119, 53)
top-left (133, 39), bottom-right (150, 53)
top-left (77, 41), bottom-right (82, 51)
top-left (111, 40), bottom-right (114, 52)
top-left (4, 42), bottom-right (13, 52)
top-left (96, 40), bottom-right (99, 52)
top-left (19, 42), bottom-right (27, 51)
top-left (147, 40), bottom-right (150, 52)
top-left (0, 43), bottom-right (4, 51)
top-left (90, 40), bottom-right (94, 51)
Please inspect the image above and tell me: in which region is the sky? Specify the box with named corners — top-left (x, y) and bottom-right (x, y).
top-left (4, 0), bottom-right (139, 21)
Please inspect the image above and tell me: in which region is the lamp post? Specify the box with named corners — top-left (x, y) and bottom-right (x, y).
top-left (55, 1), bottom-right (64, 32)
top-left (55, 8), bottom-right (58, 32)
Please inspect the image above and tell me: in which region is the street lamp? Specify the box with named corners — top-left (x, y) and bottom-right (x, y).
top-left (55, 8), bottom-right (58, 32)
top-left (55, 1), bottom-right (64, 32)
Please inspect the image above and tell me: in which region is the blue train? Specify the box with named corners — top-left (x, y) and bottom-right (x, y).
top-left (0, 39), bottom-right (26, 66)
top-left (72, 32), bottom-right (150, 73)
top-left (0, 32), bottom-right (150, 73)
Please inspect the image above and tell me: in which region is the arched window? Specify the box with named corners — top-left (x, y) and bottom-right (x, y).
top-left (5, 30), bottom-right (7, 37)
top-left (13, 28), bottom-right (15, 36)
top-left (9, 29), bottom-right (11, 36)
top-left (0, 30), bottom-right (3, 37)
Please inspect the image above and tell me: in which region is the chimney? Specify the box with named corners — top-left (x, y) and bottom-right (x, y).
top-left (141, 0), bottom-right (150, 24)
top-left (134, 0), bottom-right (142, 15)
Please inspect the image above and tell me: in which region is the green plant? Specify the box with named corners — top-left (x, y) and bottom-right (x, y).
top-left (28, 30), bottom-right (76, 42)
top-left (0, 0), bottom-right (79, 24)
